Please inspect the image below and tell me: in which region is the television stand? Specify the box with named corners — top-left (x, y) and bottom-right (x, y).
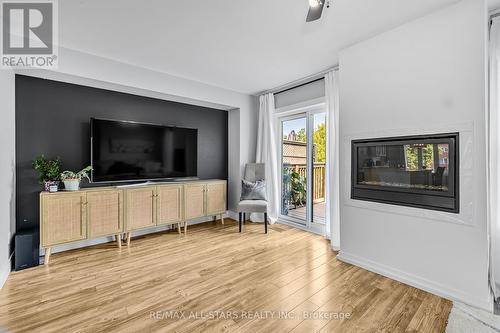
top-left (39, 179), bottom-right (227, 264)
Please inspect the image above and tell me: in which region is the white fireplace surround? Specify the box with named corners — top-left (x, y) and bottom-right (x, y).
top-left (342, 122), bottom-right (475, 226)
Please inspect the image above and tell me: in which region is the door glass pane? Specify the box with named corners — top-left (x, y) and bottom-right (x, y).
top-left (312, 113), bottom-right (326, 224)
top-left (281, 117), bottom-right (307, 224)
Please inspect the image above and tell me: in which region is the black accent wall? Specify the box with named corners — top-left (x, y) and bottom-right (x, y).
top-left (15, 75), bottom-right (228, 232)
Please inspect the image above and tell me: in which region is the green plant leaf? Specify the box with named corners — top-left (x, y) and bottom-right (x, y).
top-left (60, 166), bottom-right (92, 182)
top-left (32, 155), bottom-right (61, 184)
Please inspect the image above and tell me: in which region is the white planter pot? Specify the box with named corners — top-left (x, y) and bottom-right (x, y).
top-left (63, 179), bottom-right (80, 191)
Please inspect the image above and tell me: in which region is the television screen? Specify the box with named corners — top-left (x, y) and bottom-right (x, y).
top-left (91, 118), bottom-right (198, 182)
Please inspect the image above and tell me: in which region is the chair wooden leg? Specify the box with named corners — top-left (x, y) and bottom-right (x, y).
top-left (264, 213), bottom-right (268, 234)
top-left (243, 213), bottom-right (246, 224)
top-left (239, 212), bottom-right (242, 232)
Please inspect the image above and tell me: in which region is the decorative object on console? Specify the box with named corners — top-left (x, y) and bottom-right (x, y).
top-left (32, 155), bottom-right (61, 192)
top-left (61, 166), bottom-right (92, 191)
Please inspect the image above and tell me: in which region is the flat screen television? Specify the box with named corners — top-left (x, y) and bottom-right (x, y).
top-left (91, 118), bottom-right (198, 183)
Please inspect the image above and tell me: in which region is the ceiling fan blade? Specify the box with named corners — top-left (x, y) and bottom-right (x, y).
top-left (306, 1), bottom-right (325, 22)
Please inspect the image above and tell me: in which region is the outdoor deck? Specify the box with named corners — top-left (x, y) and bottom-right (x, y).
top-left (287, 201), bottom-right (326, 224)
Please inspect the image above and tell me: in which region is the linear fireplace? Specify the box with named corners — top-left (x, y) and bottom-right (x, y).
top-left (351, 133), bottom-right (459, 213)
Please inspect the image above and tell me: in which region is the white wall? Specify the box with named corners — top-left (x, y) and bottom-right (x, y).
top-left (228, 108), bottom-right (242, 212)
top-left (337, 0), bottom-right (491, 310)
top-left (0, 69), bottom-right (15, 287)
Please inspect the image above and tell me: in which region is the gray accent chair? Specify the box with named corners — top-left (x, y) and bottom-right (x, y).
top-left (238, 163), bottom-right (268, 233)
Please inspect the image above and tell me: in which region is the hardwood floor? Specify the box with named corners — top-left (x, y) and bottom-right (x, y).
top-left (0, 220), bottom-right (451, 332)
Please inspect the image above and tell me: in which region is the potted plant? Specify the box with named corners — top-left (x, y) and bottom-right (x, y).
top-left (60, 166), bottom-right (92, 191)
top-left (290, 171), bottom-right (306, 208)
top-left (32, 155), bottom-right (62, 192)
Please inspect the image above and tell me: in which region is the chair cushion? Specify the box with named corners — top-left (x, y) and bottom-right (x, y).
top-left (241, 179), bottom-right (267, 201)
top-left (238, 200), bottom-right (268, 213)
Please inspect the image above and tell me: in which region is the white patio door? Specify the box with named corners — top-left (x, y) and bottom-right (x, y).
top-left (278, 105), bottom-right (326, 234)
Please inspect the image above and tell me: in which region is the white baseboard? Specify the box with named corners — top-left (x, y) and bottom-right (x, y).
top-left (337, 251), bottom-right (493, 311)
top-left (226, 211), bottom-right (238, 220)
top-left (44, 213), bottom-right (231, 256)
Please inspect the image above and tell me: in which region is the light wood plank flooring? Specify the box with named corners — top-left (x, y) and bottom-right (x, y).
top-left (0, 220), bottom-right (451, 332)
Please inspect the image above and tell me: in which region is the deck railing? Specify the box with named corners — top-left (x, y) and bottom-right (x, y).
top-left (282, 163), bottom-right (326, 207)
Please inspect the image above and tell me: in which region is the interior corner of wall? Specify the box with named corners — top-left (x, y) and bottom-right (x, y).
top-left (0, 258), bottom-right (10, 289)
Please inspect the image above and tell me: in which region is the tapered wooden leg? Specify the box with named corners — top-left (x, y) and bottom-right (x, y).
top-left (239, 212), bottom-right (242, 232)
top-left (264, 213), bottom-right (268, 234)
top-left (221, 214), bottom-right (224, 225)
top-left (243, 213), bottom-right (246, 224)
top-left (116, 234), bottom-right (122, 248)
top-left (127, 232), bottom-right (131, 247)
top-left (45, 247), bottom-right (51, 265)
top-left (177, 222), bottom-right (181, 235)
top-left (184, 221), bottom-right (187, 234)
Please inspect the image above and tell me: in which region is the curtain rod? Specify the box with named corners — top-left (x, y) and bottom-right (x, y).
top-left (258, 65), bottom-right (339, 96)
top-left (273, 77), bottom-right (324, 96)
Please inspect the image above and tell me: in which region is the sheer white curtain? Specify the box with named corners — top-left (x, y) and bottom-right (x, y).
top-left (325, 70), bottom-right (340, 249)
top-left (256, 93), bottom-right (279, 223)
top-left (489, 17), bottom-right (500, 300)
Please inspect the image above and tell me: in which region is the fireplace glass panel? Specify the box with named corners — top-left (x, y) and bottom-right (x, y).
top-left (351, 133), bottom-right (458, 213)
top-left (356, 143), bottom-right (450, 192)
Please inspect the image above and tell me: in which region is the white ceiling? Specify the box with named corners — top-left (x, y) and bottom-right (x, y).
top-left (491, 0), bottom-right (500, 10)
top-left (60, 0), bottom-right (460, 94)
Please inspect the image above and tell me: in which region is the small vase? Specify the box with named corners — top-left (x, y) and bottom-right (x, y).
top-left (43, 181), bottom-right (59, 192)
top-left (63, 179), bottom-right (80, 191)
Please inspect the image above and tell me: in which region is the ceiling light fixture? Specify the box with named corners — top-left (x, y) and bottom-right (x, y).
top-left (308, 0), bottom-right (321, 8)
top-left (306, 0), bottom-right (329, 22)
